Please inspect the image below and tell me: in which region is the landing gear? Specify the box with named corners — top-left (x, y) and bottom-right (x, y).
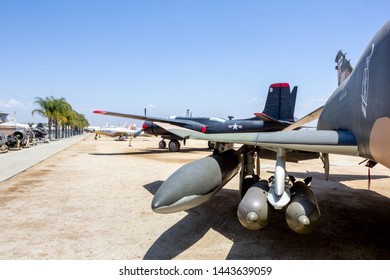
top-left (158, 140), bottom-right (166, 149)
top-left (128, 136), bottom-right (133, 147)
top-left (321, 153), bottom-right (330, 180)
top-left (168, 139), bottom-right (181, 152)
top-left (158, 139), bottom-right (181, 152)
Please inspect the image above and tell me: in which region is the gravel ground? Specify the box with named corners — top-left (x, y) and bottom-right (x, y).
top-left (0, 134), bottom-right (389, 259)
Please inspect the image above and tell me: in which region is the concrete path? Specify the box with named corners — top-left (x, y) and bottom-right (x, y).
top-left (0, 134), bottom-right (90, 182)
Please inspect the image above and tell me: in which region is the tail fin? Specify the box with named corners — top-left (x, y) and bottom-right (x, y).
top-left (335, 50), bottom-right (353, 85)
top-left (262, 83), bottom-right (297, 122)
top-left (126, 123), bottom-right (137, 130)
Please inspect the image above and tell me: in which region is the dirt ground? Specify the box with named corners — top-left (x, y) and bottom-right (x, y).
top-left (0, 134), bottom-right (389, 260)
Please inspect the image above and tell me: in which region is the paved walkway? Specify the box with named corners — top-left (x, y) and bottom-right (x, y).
top-left (0, 134), bottom-right (90, 182)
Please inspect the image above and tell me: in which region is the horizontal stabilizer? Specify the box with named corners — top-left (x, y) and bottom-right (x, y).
top-left (283, 106), bottom-right (324, 131)
top-left (254, 112), bottom-right (282, 124)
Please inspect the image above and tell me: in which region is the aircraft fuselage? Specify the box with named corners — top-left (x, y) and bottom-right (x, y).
top-left (318, 21), bottom-right (390, 168)
top-left (143, 117), bottom-right (286, 139)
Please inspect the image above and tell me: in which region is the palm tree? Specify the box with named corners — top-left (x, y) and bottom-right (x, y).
top-left (50, 97), bottom-right (66, 139)
top-left (32, 96), bottom-right (56, 140)
top-left (55, 98), bottom-right (72, 138)
top-left (33, 96), bottom-right (89, 139)
top-left (64, 108), bottom-right (78, 137)
top-left (71, 112), bottom-right (89, 135)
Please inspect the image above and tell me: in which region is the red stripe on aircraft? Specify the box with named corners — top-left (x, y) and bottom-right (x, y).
top-left (270, 83), bottom-right (290, 88)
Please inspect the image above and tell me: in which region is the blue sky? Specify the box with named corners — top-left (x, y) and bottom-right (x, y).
top-left (0, 0), bottom-right (389, 127)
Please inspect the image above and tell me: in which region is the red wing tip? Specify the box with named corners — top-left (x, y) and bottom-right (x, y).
top-left (254, 112), bottom-right (263, 116)
top-left (93, 110), bottom-right (107, 114)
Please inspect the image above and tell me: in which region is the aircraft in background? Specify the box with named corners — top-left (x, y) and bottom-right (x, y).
top-left (84, 126), bottom-right (100, 133)
top-left (94, 83), bottom-right (322, 152)
top-left (139, 21), bottom-right (390, 234)
top-left (94, 123), bottom-right (143, 145)
top-left (0, 113), bottom-right (30, 130)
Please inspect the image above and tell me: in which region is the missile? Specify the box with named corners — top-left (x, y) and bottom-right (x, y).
top-left (285, 180), bottom-right (321, 234)
top-left (237, 180), bottom-right (271, 230)
top-left (152, 149), bottom-right (241, 213)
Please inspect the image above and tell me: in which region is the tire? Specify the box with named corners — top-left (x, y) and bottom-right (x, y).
top-left (168, 139), bottom-right (180, 152)
top-left (158, 140), bottom-right (166, 149)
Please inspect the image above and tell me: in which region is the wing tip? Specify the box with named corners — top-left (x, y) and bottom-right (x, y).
top-left (93, 110), bottom-right (107, 114)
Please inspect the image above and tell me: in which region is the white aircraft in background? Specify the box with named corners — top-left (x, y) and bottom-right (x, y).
top-left (94, 123), bottom-right (143, 145)
top-left (85, 126), bottom-right (100, 133)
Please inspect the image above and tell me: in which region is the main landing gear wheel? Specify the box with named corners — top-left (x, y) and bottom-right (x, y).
top-left (158, 140), bottom-right (166, 149)
top-left (168, 139), bottom-right (181, 152)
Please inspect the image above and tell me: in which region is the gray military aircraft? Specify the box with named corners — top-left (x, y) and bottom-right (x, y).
top-left (94, 83), bottom-right (319, 152)
top-left (143, 20), bottom-right (390, 234)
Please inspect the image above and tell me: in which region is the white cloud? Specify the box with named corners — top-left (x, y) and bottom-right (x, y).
top-left (0, 99), bottom-right (25, 109)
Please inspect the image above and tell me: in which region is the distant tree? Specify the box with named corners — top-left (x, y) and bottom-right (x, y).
top-left (71, 112), bottom-right (89, 135)
top-left (32, 96), bottom-right (56, 140)
top-left (32, 96), bottom-right (89, 139)
top-left (53, 97), bottom-right (72, 138)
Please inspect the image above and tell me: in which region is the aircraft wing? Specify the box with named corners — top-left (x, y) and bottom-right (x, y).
top-left (154, 121), bottom-right (358, 156)
top-left (93, 110), bottom-right (207, 131)
top-left (94, 110), bottom-right (176, 123)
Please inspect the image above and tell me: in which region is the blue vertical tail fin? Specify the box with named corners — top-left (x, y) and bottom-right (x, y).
top-left (262, 83), bottom-right (297, 122)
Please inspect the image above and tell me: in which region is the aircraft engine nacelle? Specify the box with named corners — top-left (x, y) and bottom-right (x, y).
top-left (182, 122), bottom-right (207, 133)
top-left (285, 181), bottom-right (321, 234)
top-left (13, 130), bottom-right (28, 146)
top-left (237, 180), bottom-right (271, 230)
top-left (142, 120), bottom-right (207, 136)
top-left (142, 121), bottom-right (167, 136)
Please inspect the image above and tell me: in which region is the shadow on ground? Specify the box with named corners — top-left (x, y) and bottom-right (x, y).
top-left (142, 177), bottom-right (390, 260)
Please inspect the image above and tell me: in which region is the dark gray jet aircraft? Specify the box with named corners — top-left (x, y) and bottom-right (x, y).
top-left (94, 83), bottom-right (321, 152)
top-left (141, 20), bottom-right (390, 234)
